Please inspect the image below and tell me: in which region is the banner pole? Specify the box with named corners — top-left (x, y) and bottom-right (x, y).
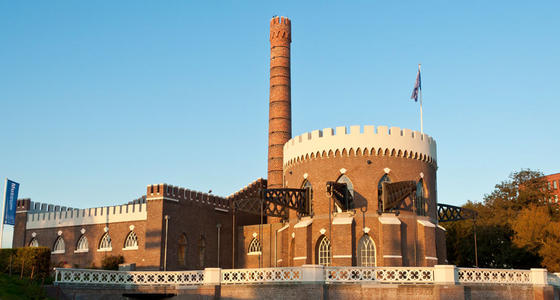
top-left (419, 64), bottom-right (423, 134)
top-left (0, 178), bottom-right (7, 248)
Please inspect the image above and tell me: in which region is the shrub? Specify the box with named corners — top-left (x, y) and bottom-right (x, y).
top-left (101, 255), bottom-right (124, 270)
top-left (0, 247), bottom-right (51, 279)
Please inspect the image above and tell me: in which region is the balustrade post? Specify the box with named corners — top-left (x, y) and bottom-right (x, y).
top-left (434, 265), bottom-right (458, 285)
top-left (531, 268), bottom-right (548, 286)
top-left (301, 264), bottom-right (325, 283)
top-left (204, 268), bottom-right (222, 285)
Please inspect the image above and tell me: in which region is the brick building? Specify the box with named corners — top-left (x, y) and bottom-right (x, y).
top-left (544, 173), bottom-right (560, 204)
top-left (12, 16), bottom-right (446, 270)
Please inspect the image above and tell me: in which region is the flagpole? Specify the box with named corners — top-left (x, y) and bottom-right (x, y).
top-left (0, 178), bottom-right (7, 248)
top-left (419, 64), bottom-right (423, 134)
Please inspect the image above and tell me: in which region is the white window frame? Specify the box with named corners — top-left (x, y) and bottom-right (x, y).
top-left (29, 238), bottom-right (39, 247)
top-left (97, 232), bottom-right (112, 252)
top-left (52, 236), bottom-right (65, 254)
top-left (247, 238), bottom-right (262, 255)
top-left (357, 234), bottom-right (376, 267)
top-left (75, 235), bottom-right (89, 253)
top-left (123, 231), bottom-right (138, 250)
top-left (318, 236), bottom-right (331, 266)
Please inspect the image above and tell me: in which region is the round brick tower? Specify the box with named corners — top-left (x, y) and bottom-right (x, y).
top-left (268, 16), bottom-right (292, 189)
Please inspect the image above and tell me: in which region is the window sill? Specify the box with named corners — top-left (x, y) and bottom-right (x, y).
top-left (74, 249), bottom-right (89, 253)
top-left (247, 252), bottom-right (262, 256)
top-left (97, 248), bottom-right (112, 252)
top-left (51, 251), bottom-right (65, 255)
top-left (123, 246), bottom-right (138, 251)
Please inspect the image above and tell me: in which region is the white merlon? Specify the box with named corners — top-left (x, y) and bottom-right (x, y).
top-left (379, 216), bottom-right (401, 225)
top-left (417, 220), bottom-right (436, 227)
top-left (283, 125), bottom-right (437, 166)
top-left (26, 203), bottom-right (147, 229)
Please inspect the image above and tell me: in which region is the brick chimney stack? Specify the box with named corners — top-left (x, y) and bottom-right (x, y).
top-left (268, 16), bottom-right (292, 189)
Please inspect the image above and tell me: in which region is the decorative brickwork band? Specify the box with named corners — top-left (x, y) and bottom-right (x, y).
top-left (268, 16), bottom-right (292, 189)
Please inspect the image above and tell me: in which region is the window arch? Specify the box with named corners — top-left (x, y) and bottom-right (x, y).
top-left (198, 235), bottom-right (206, 268)
top-left (98, 232), bottom-right (112, 251)
top-left (123, 231), bottom-right (138, 250)
top-left (76, 235), bottom-right (88, 252)
top-left (335, 175), bottom-right (354, 212)
top-left (357, 234), bottom-right (376, 266)
top-left (378, 174), bottom-right (391, 212)
top-left (52, 236), bottom-right (65, 254)
top-left (29, 238), bottom-right (39, 247)
top-left (178, 234), bottom-right (187, 267)
top-left (301, 179), bottom-right (313, 215)
top-left (416, 179), bottom-right (426, 216)
top-left (316, 235), bottom-right (332, 266)
top-left (248, 238), bottom-right (262, 255)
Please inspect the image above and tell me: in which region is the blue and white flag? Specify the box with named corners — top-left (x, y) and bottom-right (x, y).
top-left (3, 180), bottom-right (19, 225)
top-left (410, 67), bottom-right (421, 102)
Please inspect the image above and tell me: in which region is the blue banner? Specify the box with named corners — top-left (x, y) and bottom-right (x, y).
top-left (3, 180), bottom-right (19, 225)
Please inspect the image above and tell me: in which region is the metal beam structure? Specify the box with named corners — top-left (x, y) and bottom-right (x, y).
top-left (437, 203), bottom-right (478, 223)
top-left (381, 181), bottom-right (417, 212)
top-left (232, 188), bottom-right (310, 218)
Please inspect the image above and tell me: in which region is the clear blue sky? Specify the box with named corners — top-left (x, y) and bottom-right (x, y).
top-left (1, 1), bottom-right (559, 246)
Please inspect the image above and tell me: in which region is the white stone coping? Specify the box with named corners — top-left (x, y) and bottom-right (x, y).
top-left (417, 220), bottom-right (436, 227)
top-left (332, 215), bottom-right (353, 225)
top-left (294, 217), bottom-right (313, 228)
top-left (378, 216), bottom-right (401, 225)
top-left (283, 125), bottom-right (437, 166)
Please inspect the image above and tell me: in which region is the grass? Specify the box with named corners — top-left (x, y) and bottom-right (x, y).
top-left (0, 273), bottom-right (53, 300)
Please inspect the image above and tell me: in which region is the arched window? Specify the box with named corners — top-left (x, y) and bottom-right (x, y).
top-left (248, 238), bottom-right (262, 255)
top-left (76, 235), bottom-right (88, 253)
top-left (98, 232), bottom-right (112, 251)
top-left (198, 235), bottom-right (206, 268)
top-left (178, 234), bottom-right (187, 267)
top-left (416, 179), bottom-right (426, 216)
top-left (52, 236), bottom-right (65, 254)
top-left (29, 238), bottom-right (39, 247)
top-left (378, 174), bottom-right (391, 212)
top-left (316, 236), bottom-right (332, 266)
top-left (335, 175), bottom-right (354, 212)
top-left (357, 234), bottom-right (376, 266)
top-left (123, 231), bottom-right (138, 250)
top-left (302, 180), bottom-right (313, 215)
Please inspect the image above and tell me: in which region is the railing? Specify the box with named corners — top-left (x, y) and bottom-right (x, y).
top-left (221, 267), bottom-right (302, 284)
top-left (54, 268), bottom-right (204, 285)
top-left (325, 267), bottom-right (434, 284)
top-left (457, 267), bottom-right (531, 284)
top-left (548, 273), bottom-right (560, 287)
top-left (54, 265), bottom-right (553, 287)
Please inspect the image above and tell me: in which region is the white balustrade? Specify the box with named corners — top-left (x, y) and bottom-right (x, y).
top-left (221, 267), bottom-right (302, 284)
top-left (54, 268), bottom-right (204, 285)
top-left (54, 266), bottom-right (553, 287)
top-left (325, 267), bottom-right (434, 283)
top-left (457, 268), bottom-right (531, 284)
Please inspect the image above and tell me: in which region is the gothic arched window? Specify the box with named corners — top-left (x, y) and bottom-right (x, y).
top-left (416, 179), bottom-right (426, 216)
top-left (378, 174), bottom-right (391, 211)
top-left (29, 238), bottom-right (39, 247)
top-left (52, 236), bottom-right (65, 254)
top-left (248, 238), bottom-right (262, 255)
top-left (76, 235), bottom-right (88, 252)
top-left (178, 234), bottom-right (187, 267)
top-left (335, 175), bottom-right (354, 212)
top-left (98, 233), bottom-right (112, 251)
top-left (123, 231), bottom-right (138, 250)
top-left (198, 235), bottom-right (206, 268)
top-left (316, 235), bottom-right (332, 266)
top-left (302, 180), bottom-right (313, 215)
top-left (357, 234), bottom-right (376, 266)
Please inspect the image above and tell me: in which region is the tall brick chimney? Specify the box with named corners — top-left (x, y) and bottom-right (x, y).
top-left (268, 16), bottom-right (292, 189)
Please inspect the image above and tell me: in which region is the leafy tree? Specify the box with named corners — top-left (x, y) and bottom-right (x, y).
top-left (443, 169), bottom-right (552, 269)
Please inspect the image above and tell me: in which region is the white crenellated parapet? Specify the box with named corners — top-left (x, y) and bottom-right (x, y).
top-left (283, 125), bottom-right (437, 166)
top-left (26, 203), bottom-right (147, 229)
